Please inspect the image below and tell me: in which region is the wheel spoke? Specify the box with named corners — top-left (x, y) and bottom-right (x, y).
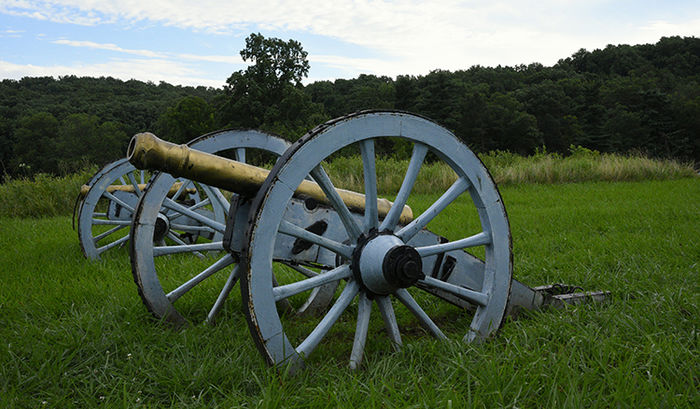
top-left (126, 172), bottom-right (143, 197)
top-left (349, 291), bottom-right (372, 370)
top-left (92, 224), bottom-right (127, 243)
top-left (380, 143), bottom-right (428, 231)
top-left (376, 295), bottom-right (402, 348)
top-left (211, 189), bottom-right (231, 218)
top-left (140, 170), bottom-right (145, 184)
top-left (296, 280), bottom-right (360, 358)
top-left (102, 190), bottom-right (135, 213)
top-left (168, 197), bottom-right (212, 222)
top-left (278, 220), bottom-right (353, 259)
top-left (171, 179), bottom-right (192, 202)
top-left (206, 264), bottom-right (240, 324)
top-left (91, 218), bottom-right (131, 226)
top-left (153, 241), bottom-right (223, 257)
top-left (394, 289), bottom-right (446, 339)
top-left (163, 198), bottom-right (226, 233)
top-left (169, 224), bottom-right (216, 234)
top-left (282, 262), bottom-right (319, 278)
top-left (164, 232), bottom-right (207, 258)
top-left (166, 254), bottom-right (235, 303)
top-left (96, 234), bottom-right (130, 255)
top-left (415, 231), bottom-right (491, 257)
top-left (396, 177), bottom-right (470, 242)
top-left (273, 265), bottom-right (351, 302)
top-left (418, 276), bottom-right (489, 307)
top-left (310, 165), bottom-right (362, 241)
top-left (360, 139), bottom-right (378, 231)
top-left (235, 147), bottom-right (246, 163)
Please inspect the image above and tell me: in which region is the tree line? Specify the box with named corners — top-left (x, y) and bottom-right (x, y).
top-left (1, 35), bottom-right (698, 178)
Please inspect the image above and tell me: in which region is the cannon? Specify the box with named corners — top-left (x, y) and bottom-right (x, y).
top-left (129, 128), bottom-right (413, 326)
top-left (128, 111), bottom-right (607, 371)
top-left (75, 130), bottom-right (268, 260)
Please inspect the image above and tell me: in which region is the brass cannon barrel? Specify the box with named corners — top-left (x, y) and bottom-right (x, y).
top-left (127, 133), bottom-right (413, 224)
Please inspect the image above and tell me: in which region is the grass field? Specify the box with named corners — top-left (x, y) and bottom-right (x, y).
top-left (1, 179), bottom-right (698, 408)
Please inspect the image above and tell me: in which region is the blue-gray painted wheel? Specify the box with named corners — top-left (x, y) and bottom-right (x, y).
top-left (77, 159), bottom-right (167, 259)
top-left (242, 111), bottom-right (513, 370)
top-left (130, 129), bottom-right (337, 326)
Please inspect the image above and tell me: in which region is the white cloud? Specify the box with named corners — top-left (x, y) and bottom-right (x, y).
top-left (2, 1), bottom-right (699, 80)
top-left (638, 19), bottom-right (700, 40)
top-left (52, 39), bottom-right (161, 57)
top-left (309, 55), bottom-right (398, 78)
top-left (52, 39), bottom-right (246, 64)
top-left (0, 58), bottom-right (226, 87)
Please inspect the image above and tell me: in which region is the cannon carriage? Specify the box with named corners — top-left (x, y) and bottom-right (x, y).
top-left (120, 110), bottom-right (606, 371)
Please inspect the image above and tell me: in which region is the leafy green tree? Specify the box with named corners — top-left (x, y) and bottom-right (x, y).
top-left (156, 96), bottom-right (215, 143)
top-left (57, 113), bottom-right (100, 163)
top-left (56, 113), bottom-right (126, 172)
top-left (394, 75), bottom-right (419, 111)
top-left (12, 112), bottom-right (60, 174)
top-left (517, 80), bottom-right (578, 152)
top-left (94, 121), bottom-right (128, 165)
top-left (217, 33), bottom-right (323, 140)
top-left (240, 33), bottom-right (310, 88)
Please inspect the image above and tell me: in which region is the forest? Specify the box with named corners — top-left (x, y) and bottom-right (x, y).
top-left (0, 35), bottom-right (698, 178)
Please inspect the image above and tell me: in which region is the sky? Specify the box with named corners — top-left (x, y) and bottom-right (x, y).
top-left (1, 1), bottom-right (699, 88)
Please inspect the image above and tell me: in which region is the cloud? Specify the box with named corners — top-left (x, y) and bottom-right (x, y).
top-left (638, 19), bottom-right (700, 39)
top-left (52, 39), bottom-right (161, 57)
top-left (309, 55), bottom-right (399, 77)
top-left (2, 1), bottom-right (699, 80)
top-left (52, 39), bottom-right (246, 64)
top-left (1, 28), bottom-right (24, 38)
top-left (0, 58), bottom-right (226, 87)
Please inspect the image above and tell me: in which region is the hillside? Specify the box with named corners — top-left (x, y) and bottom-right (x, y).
top-left (1, 36), bottom-right (698, 177)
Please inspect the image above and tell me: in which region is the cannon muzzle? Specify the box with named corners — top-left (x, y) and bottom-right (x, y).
top-left (127, 133), bottom-right (413, 223)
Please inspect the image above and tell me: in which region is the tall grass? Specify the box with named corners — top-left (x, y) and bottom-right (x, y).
top-left (325, 147), bottom-right (698, 193)
top-left (0, 167), bottom-right (97, 218)
top-left (1, 149), bottom-right (696, 218)
top-left (483, 146), bottom-right (698, 186)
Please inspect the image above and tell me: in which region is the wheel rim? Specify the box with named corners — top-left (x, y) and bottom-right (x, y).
top-left (78, 160), bottom-right (166, 259)
top-left (130, 129), bottom-right (333, 326)
top-left (75, 158), bottom-right (129, 232)
top-left (243, 111), bottom-right (512, 370)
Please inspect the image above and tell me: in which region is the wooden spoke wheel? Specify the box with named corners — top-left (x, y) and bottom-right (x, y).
top-left (130, 129), bottom-right (337, 326)
top-left (242, 111), bottom-right (512, 370)
top-left (77, 159), bottom-right (185, 259)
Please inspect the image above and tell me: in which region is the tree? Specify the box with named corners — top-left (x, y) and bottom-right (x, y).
top-left (240, 33), bottom-right (310, 88)
top-left (217, 33), bottom-right (323, 140)
top-left (12, 112), bottom-right (60, 174)
top-left (156, 96), bottom-right (215, 143)
top-left (56, 113), bottom-right (125, 172)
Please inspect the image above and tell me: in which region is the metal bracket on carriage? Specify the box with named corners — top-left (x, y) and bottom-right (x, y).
top-left (505, 279), bottom-right (610, 318)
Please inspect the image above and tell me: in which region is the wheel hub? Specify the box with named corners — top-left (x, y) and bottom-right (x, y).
top-left (382, 245), bottom-right (423, 288)
top-left (354, 233), bottom-right (424, 295)
top-left (153, 213), bottom-right (170, 242)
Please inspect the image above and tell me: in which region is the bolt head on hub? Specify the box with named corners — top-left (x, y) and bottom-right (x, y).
top-left (382, 245), bottom-right (423, 288)
top-left (356, 234), bottom-right (424, 295)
